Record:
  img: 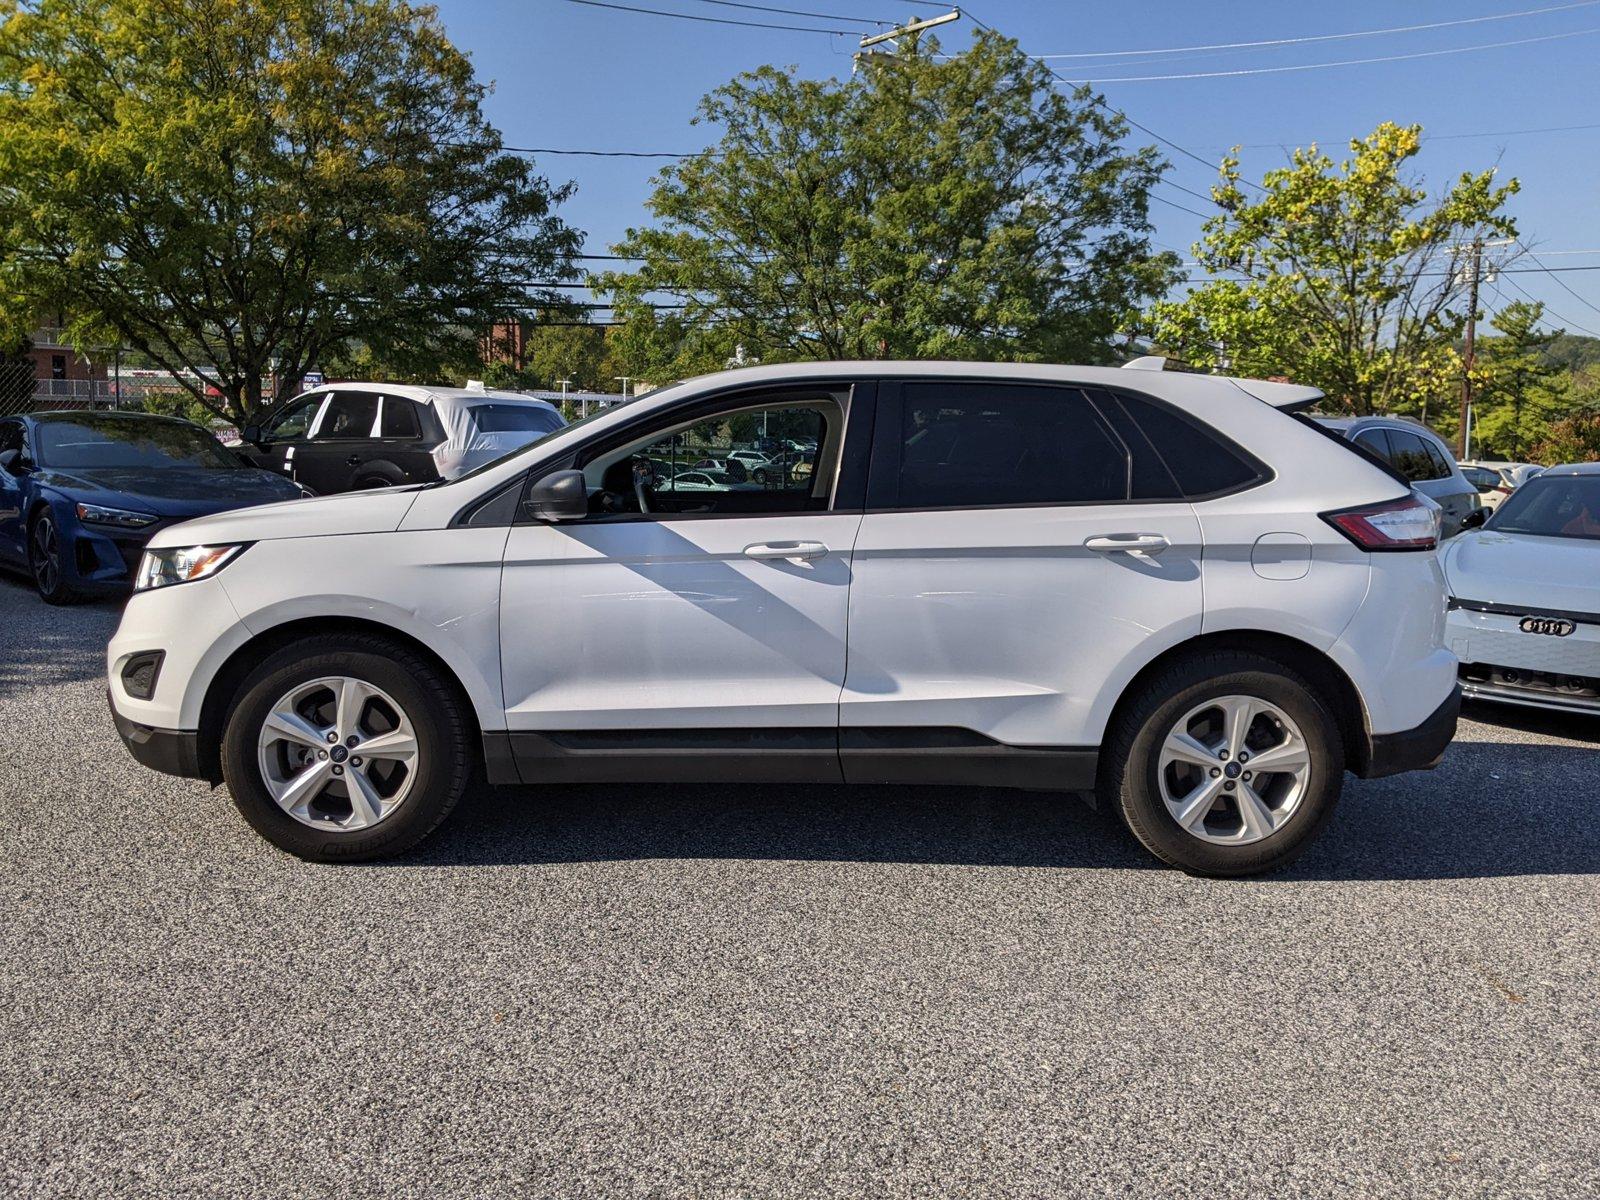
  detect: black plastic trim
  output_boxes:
[1359,684,1460,779]
[108,695,208,781]
[1449,597,1600,625]
[505,724,1097,792]
[119,650,165,701]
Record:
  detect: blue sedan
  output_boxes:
[0,410,304,603]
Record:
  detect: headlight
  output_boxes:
[76,502,158,528]
[134,544,247,591]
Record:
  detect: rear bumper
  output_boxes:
[108,692,208,780]
[1358,684,1460,778]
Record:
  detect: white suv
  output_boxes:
[107,362,1459,876]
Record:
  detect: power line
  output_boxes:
[958,5,1262,193]
[1035,1,1600,59]
[1060,26,1600,83]
[1207,120,1600,152]
[560,0,851,35]
[1495,271,1600,337]
[685,0,893,26]
[1514,238,1600,319]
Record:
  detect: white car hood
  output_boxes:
[1443,530,1600,614]
[147,487,421,549]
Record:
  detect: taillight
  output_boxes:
[1321,495,1440,551]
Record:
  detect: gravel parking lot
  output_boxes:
[1,576,1596,1199]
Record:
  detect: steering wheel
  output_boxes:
[631,456,655,513]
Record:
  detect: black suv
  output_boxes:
[239,384,564,494]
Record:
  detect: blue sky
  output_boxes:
[431,0,1600,336]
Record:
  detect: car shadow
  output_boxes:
[0,573,124,694]
[394,733,1599,882]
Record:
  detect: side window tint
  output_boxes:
[1422,438,1453,479]
[315,392,379,440]
[0,420,22,456]
[265,397,321,441]
[1386,430,1436,484]
[379,397,422,439]
[1111,391,1262,498]
[1352,428,1393,462]
[892,384,1127,508]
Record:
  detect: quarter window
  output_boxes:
[1109,391,1262,498]
[890,383,1127,508]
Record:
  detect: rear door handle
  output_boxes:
[1084,533,1170,556]
[744,540,828,561]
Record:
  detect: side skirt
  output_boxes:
[486,726,1098,792]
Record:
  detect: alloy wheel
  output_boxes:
[31,517,60,595]
[256,676,420,832]
[1156,694,1312,845]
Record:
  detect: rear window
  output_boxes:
[469,404,563,435]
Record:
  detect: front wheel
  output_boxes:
[220,635,471,861]
[1099,652,1345,877]
[29,510,84,605]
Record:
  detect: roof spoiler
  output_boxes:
[1230,378,1324,413]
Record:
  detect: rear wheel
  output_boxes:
[1099,652,1345,877]
[220,635,471,861]
[29,511,84,605]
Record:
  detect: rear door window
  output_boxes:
[1352,428,1394,463]
[313,392,380,440]
[379,396,423,439]
[883,383,1128,509]
[1386,429,1443,483]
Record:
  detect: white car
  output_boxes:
[1458,460,1544,512]
[107,361,1459,877]
[1443,462,1600,715]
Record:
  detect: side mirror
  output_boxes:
[1462,508,1488,530]
[524,469,589,522]
[0,449,19,475]
[241,424,264,446]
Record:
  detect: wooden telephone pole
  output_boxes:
[1457,238,1482,460]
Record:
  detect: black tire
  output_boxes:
[1098,651,1345,877]
[29,510,85,605]
[220,634,471,861]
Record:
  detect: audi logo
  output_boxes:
[1519,616,1576,637]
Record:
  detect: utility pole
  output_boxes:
[855,9,960,70]
[555,378,572,420]
[612,376,632,418]
[1457,238,1482,460]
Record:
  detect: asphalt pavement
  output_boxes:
[1,575,1596,1199]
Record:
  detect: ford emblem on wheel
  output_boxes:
[1518,616,1576,637]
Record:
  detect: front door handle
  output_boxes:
[1085,533,1170,556]
[744,540,828,561]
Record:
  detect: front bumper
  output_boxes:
[108,692,209,780]
[1359,684,1461,778]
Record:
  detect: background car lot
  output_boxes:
[2,582,1596,1198]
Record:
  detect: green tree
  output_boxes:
[0,0,579,424]
[598,30,1178,370]
[521,322,618,393]
[1147,123,1519,415]
[1470,301,1560,459]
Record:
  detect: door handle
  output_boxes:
[1084,533,1170,556]
[744,540,828,561]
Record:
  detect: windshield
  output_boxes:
[469,403,564,435]
[36,415,240,470]
[1487,474,1600,540]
